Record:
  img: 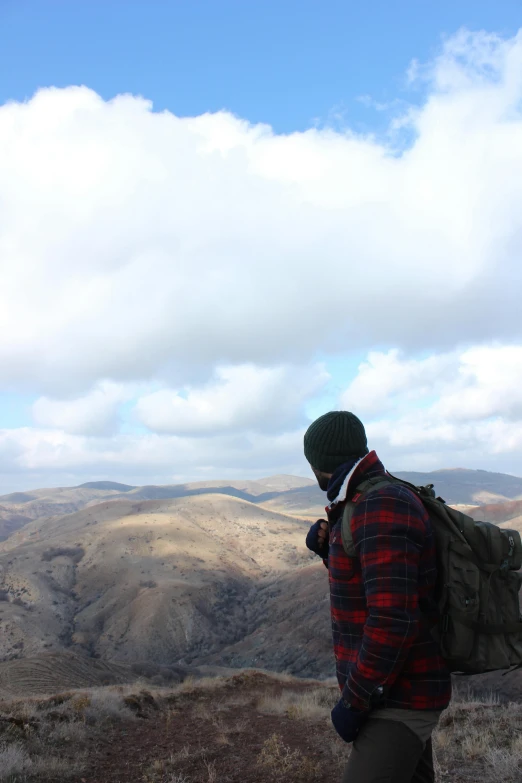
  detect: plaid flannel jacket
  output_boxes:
[326,451,452,712]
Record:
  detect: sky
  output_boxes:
[0,2,522,491]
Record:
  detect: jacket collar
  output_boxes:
[327,450,385,509]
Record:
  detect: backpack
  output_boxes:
[341,474,522,675]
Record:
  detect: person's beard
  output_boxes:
[316,473,330,492]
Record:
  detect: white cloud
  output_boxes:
[340,350,455,416]
[341,343,522,471]
[0,30,521,397]
[432,346,522,422]
[1,30,522,489]
[2,341,522,492]
[135,363,329,435]
[32,382,129,436]
[0,425,311,493]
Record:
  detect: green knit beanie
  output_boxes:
[303,411,369,473]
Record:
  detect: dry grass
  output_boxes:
[0,744,32,781]
[0,669,520,782]
[257,734,322,781]
[258,686,337,720]
[0,683,146,782]
[143,746,212,783]
[205,760,218,783]
[0,742,81,782]
[434,699,522,782]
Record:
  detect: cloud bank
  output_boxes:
[0,29,522,489]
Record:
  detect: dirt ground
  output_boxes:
[2,671,518,783]
[45,674,474,783]
[75,676,345,783]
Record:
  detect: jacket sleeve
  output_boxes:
[343,487,425,711]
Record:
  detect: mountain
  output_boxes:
[0,474,315,541]
[240,468,522,518]
[0,473,521,699]
[1,467,521,544]
[78,481,136,491]
[0,492,330,675]
[396,468,522,505]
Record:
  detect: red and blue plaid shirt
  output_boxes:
[326,451,451,712]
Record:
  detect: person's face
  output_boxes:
[312,466,331,492]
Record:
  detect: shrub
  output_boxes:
[41,547,85,563]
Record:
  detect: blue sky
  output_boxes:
[1,0,521,133]
[1,2,522,490]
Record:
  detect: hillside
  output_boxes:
[261,468,522,518]
[396,468,522,505]
[466,499,522,525]
[0,493,332,676]
[0,475,316,540]
[1,468,522,682]
[1,467,521,687]
[0,651,192,699]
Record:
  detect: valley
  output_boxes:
[0,488,331,679]
[0,469,520,698]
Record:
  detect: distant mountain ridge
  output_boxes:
[395,468,522,504]
[0,475,315,541]
[0,468,521,542]
[78,481,136,492]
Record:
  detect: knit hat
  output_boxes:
[303,411,368,473]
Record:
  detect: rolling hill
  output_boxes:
[1,467,521,543]
[0,475,315,540]
[465,499,522,525]
[396,468,522,505]
[0,492,331,676]
[0,468,521,692]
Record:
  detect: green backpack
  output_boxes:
[341,474,522,674]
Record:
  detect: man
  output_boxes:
[304,411,451,783]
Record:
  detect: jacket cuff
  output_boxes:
[343,668,385,712]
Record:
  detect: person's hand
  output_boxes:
[331,698,367,743]
[306,519,329,557]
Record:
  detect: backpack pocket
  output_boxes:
[442,542,480,661]
[505,570,522,664]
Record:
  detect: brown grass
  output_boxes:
[0,670,519,782]
[0,683,142,782]
[434,698,522,782]
[0,741,82,782]
[257,734,322,781]
[143,746,212,783]
[258,686,337,720]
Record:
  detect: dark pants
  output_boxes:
[342,719,434,783]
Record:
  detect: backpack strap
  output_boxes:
[451,614,522,635]
[341,477,394,557]
[355,475,395,495]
